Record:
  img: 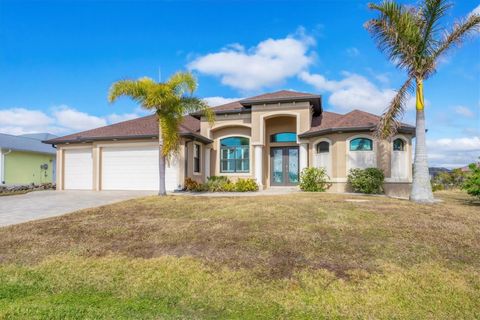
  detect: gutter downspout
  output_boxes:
[1,149,12,185]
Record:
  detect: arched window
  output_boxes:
[220,137,249,173]
[350,138,373,151]
[316,141,329,153]
[393,138,405,151]
[270,132,296,143]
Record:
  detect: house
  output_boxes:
[0,133,57,185]
[44,90,415,196]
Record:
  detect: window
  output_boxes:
[193,144,200,173]
[350,138,373,151]
[393,138,405,151]
[270,132,296,143]
[220,137,249,173]
[316,141,329,153]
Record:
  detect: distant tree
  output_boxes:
[365,0,480,203]
[108,72,214,195]
[462,162,480,199]
[431,168,466,191]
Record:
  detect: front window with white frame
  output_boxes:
[193,143,201,173]
[220,137,249,173]
[391,137,408,179]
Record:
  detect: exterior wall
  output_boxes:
[250,101,311,144]
[4,151,55,185]
[308,132,413,182]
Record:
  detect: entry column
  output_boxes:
[204,145,211,181]
[254,144,263,189]
[299,143,308,173]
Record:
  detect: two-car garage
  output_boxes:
[62,144,180,191]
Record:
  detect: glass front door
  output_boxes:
[270,147,299,186]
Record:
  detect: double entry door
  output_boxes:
[270,147,299,186]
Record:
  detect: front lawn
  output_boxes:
[0,191,479,319]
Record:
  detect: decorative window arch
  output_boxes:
[316,141,330,153]
[270,132,296,143]
[349,138,373,151]
[219,136,250,173]
[393,138,405,151]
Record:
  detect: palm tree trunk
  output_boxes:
[158,125,167,196]
[410,79,434,203]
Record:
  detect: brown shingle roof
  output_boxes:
[299,109,415,138]
[45,114,210,144]
[242,90,320,102]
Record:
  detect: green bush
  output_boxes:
[234,178,259,192]
[206,176,234,192]
[462,163,480,199]
[299,167,331,192]
[347,168,385,194]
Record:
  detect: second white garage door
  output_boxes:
[101,145,179,191]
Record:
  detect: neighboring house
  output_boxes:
[44,90,415,196]
[0,133,57,185]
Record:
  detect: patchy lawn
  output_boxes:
[0,191,479,319]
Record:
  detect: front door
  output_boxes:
[270,147,299,186]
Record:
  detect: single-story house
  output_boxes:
[44,90,415,196]
[0,133,57,185]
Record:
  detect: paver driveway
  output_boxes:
[0,190,155,227]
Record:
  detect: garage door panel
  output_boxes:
[64,149,93,190]
[101,146,178,191]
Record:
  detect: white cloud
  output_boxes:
[188,29,315,91]
[427,136,480,168]
[346,47,360,57]
[53,105,107,131]
[0,106,143,136]
[203,96,242,107]
[454,105,474,117]
[300,71,416,114]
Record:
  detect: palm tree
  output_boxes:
[108,72,214,195]
[365,0,480,203]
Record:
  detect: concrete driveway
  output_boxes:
[0,190,155,227]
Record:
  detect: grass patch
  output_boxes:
[0,191,479,318]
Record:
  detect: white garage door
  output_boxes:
[101,145,179,191]
[64,148,93,190]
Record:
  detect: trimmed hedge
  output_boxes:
[347,168,385,194]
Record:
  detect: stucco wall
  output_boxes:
[4,151,54,185]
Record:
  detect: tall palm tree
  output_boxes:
[108,72,214,195]
[365,0,480,203]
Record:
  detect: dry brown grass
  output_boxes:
[1,191,479,279]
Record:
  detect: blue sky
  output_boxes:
[0,0,479,167]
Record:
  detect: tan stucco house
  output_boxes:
[44,90,415,196]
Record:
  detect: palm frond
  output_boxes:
[365,1,423,71]
[419,0,452,57]
[108,79,151,105]
[158,112,182,157]
[180,97,215,125]
[167,72,197,96]
[425,13,480,78]
[375,77,414,139]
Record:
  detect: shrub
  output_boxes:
[462,163,480,199]
[299,167,331,192]
[234,178,259,192]
[184,178,207,192]
[206,176,235,192]
[347,168,385,194]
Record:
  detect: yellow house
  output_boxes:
[44,90,415,197]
